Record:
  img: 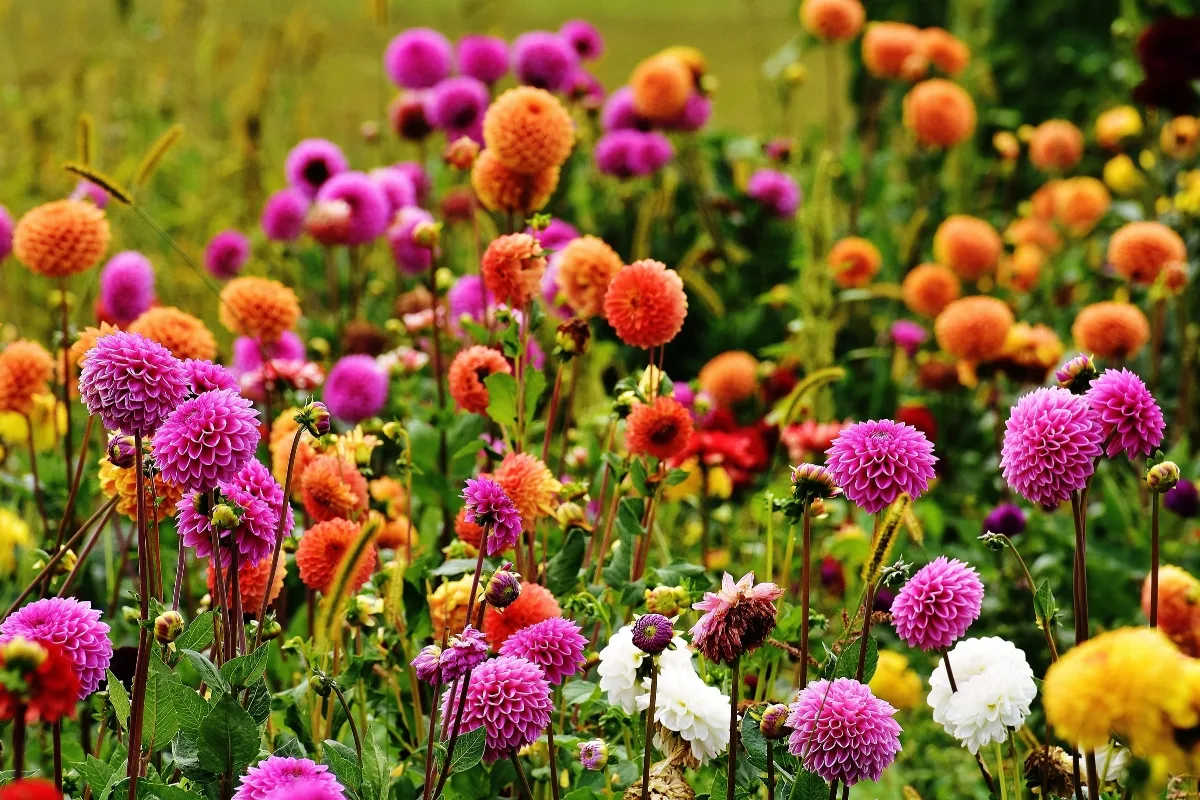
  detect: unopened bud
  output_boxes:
[485,564,522,610]
[760,703,791,740]
[444,136,480,170]
[527,213,552,233]
[210,503,241,530]
[555,318,591,358]
[631,613,674,654]
[644,585,689,617]
[412,221,442,250]
[1147,461,1181,493]
[296,401,331,438]
[555,501,587,530]
[311,673,334,698]
[1,637,47,672]
[154,610,184,645]
[579,739,608,771]
[1055,354,1098,394]
[614,391,637,417]
[107,435,137,469]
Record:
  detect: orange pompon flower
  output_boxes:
[448,345,512,415]
[1028,181,1061,220]
[455,506,485,550]
[295,517,377,595]
[13,199,110,278]
[934,296,1014,362]
[0,341,55,415]
[98,455,184,521]
[495,451,561,529]
[1141,565,1200,656]
[1028,120,1084,172]
[919,28,969,76]
[827,236,882,288]
[998,245,1046,293]
[626,396,694,461]
[604,259,688,349]
[471,150,559,214]
[630,53,694,123]
[933,215,1002,281]
[1094,106,1142,151]
[1004,215,1061,252]
[128,306,217,361]
[207,554,285,615]
[556,235,624,318]
[1053,177,1110,237]
[862,22,922,79]
[799,0,865,41]
[1107,221,1187,285]
[218,277,301,344]
[68,323,120,368]
[901,263,961,318]
[902,79,976,148]
[1161,116,1200,160]
[301,453,369,522]
[430,575,475,636]
[482,87,575,174]
[698,351,760,408]
[271,430,317,498]
[482,581,561,649]
[377,513,414,550]
[1071,302,1150,360]
[481,233,546,309]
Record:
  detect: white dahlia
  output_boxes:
[928,636,1037,754]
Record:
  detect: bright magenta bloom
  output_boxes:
[1000,387,1103,507]
[891,556,984,651]
[233,756,346,800]
[439,625,489,683]
[1085,368,1165,459]
[79,331,190,437]
[825,419,937,513]
[690,572,782,664]
[0,598,113,699]
[151,388,261,491]
[462,478,523,555]
[441,655,553,764]
[499,616,587,685]
[786,678,902,786]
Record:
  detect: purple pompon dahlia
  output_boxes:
[690,572,783,664]
[1166,479,1199,518]
[560,20,604,61]
[1000,387,1103,508]
[411,644,442,684]
[99,251,155,325]
[151,388,260,491]
[389,92,435,142]
[511,31,578,92]
[891,556,984,651]
[440,625,489,683]
[428,76,490,144]
[664,93,712,132]
[447,274,494,331]
[314,171,389,245]
[232,756,346,800]
[528,219,580,252]
[388,207,436,275]
[890,320,928,358]
[184,359,240,395]
[369,168,417,216]
[442,655,554,764]
[499,616,587,684]
[456,35,509,85]
[262,778,344,800]
[204,230,250,279]
[461,478,523,555]
[392,161,431,206]
[982,502,1027,537]
[384,28,453,89]
[785,678,902,786]
[79,331,190,437]
[1085,368,1165,460]
[284,139,348,198]
[825,420,937,514]
[0,598,113,699]
[235,459,295,540]
[601,87,651,132]
[323,354,388,424]
[595,131,659,179]
[565,69,606,108]
[177,481,277,569]
[579,739,608,770]
[630,613,674,655]
[261,188,309,242]
[231,331,306,375]
[747,169,802,219]
[0,205,13,260]
[636,132,674,173]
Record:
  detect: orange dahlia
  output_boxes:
[482,87,574,174]
[495,451,561,529]
[1094,106,1142,151]
[698,351,760,408]
[471,150,559,214]
[1141,565,1200,656]
[448,345,512,415]
[207,555,285,616]
[827,236,882,288]
[301,453,369,522]
[996,322,1064,380]
[862,22,922,79]
[13,200,110,278]
[998,244,1046,293]
[556,235,623,318]
[430,575,476,636]
[482,581,561,649]
[454,506,485,550]
[603,259,688,349]
[271,428,318,498]
[934,296,1014,362]
[799,0,865,41]
[369,476,409,517]
[129,306,217,361]
[626,396,694,461]
[933,215,1002,281]
[377,513,413,550]
[0,341,55,415]
[901,263,961,318]
[218,277,301,344]
[630,53,694,123]
[1004,216,1061,252]
[98,455,185,521]
[1107,221,1186,285]
[1028,120,1084,172]
[1071,302,1150,359]
[481,233,546,309]
[1161,116,1200,160]
[68,323,120,368]
[919,28,969,76]
[1054,177,1110,236]
[902,79,976,148]
[295,517,377,595]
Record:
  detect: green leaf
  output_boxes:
[179,649,229,693]
[79,755,115,800]
[429,558,485,578]
[521,368,547,428]
[361,732,389,800]
[1034,580,1058,628]
[323,739,362,793]
[546,528,587,595]
[484,372,518,430]
[446,726,486,775]
[629,458,649,497]
[106,670,131,731]
[143,670,181,751]
[561,680,598,707]
[245,680,273,726]
[171,683,209,740]
[709,770,728,800]
[174,611,215,653]
[788,768,826,800]
[602,498,644,588]
[197,692,261,778]
[832,635,878,683]
[274,736,307,760]
[220,645,269,690]
[740,713,769,773]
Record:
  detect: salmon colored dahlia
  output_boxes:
[98,455,185,521]
[1054,177,1110,236]
[630,54,693,123]
[1142,565,1200,656]
[1004,216,1061,252]
[998,245,1045,293]
[1107,221,1187,285]
[556,235,623,318]
[301,454,369,522]
[698,351,759,408]
[482,87,574,174]
[376,513,414,550]
[626,396,694,461]
[295,517,377,595]
[470,150,559,213]
[933,215,1002,281]
[494,451,561,529]
[13,200,110,278]
[448,345,512,414]
[207,555,286,616]
[901,263,961,318]
[827,236,882,289]
[862,22,922,80]
[935,296,1014,363]
[903,79,976,148]
[481,233,546,309]
[919,27,969,75]
[218,277,301,344]
[1071,302,1150,360]
[68,323,119,368]
[482,581,562,649]
[1161,116,1200,160]
[1028,120,1084,172]
[0,341,55,415]
[603,259,688,349]
[129,306,217,362]
[799,0,865,41]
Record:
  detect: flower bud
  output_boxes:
[614,391,638,418]
[631,613,674,655]
[527,213,552,233]
[256,618,283,641]
[154,610,184,645]
[790,463,841,504]
[644,585,689,617]
[485,565,523,610]
[54,549,78,577]
[412,221,442,250]
[310,673,334,698]
[993,131,1020,161]
[1,637,47,672]
[296,401,331,438]
[210,503,241,531]
[638,365,665,397]
[305,199,353,247]
[760,703,791,740]
[444,136,480,170]
[107,435,137,469]
[579,739,608,771]
[1054,353,1098,394]
[555,319,591,358]
[1147,461,1181,493]
[555,501,588,530]
[359,120,380,144]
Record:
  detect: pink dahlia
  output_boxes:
[151,388,260,491]
[177,460,288,569]
[323,354,388,424]
[233,756,346,800]
[234,459,296,539]
[825,419,937,514]
[891,556,984,651]
[411,644,442,684]
[79,331,190,437]
[0,597,113,699]
[440,625,489,683]
[184,359,240,394]
[690,572,783,664]
[499,616,587,685]
[284,139,348,198]
[1000,387,1103,508]
[461,478,523,555]
[785,678,902,786]
[204,230,250,279]
[1085,368,1165,459]
[442,655,553,764]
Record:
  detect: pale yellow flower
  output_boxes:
[0,507,31,576]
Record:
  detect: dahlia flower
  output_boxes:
[598,623,689,713]
[384,28,452,89]
[0,597,113,699]
[689,572,782,664]
[498,616,587,685]
[261,188,309,241]
[439,625,489,683]
[78,331,190,437]
[1000,387,1103,508]
[637,655,732,766]
[411,645,442,684]
[1085,368,1165,459]
[825,419,937,514]
[928,637,1037,754]
[511,31,578,92]
[891,556,984,651]
[99,251,155,325]
[152,388,261,491]
[284,139,348,198]
[456,35,508,84]
[232,756,346,800]
[746,169,801,218]
[441,655,553,763]
[204,230,250,279]
[786,678,902,786]
[461,478,523,555]
[314,172,389,246]
[323,354,388,424]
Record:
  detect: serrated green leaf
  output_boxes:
[832,635,878,683]
[521,368,547,429]
[361,732,389,800]
[1034,580,1058,628]
[106,670,130,731]
[79,755,114,799]
[740,713,769,773]
[323,739,362,792]
[274,736,307,759]
[245,680,273,726]
[219,645,269,690]
[546,528,587,595]
[788,768,826,800]
[484,372,518,430]
[179,649,229,693]
[197,693,260,778]
[562,680,598,707]
[143,670,181,751]
[174,611,215,653]
[446,726,486,775]
[172,682,209,740]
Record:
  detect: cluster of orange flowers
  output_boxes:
[471,87,574,214]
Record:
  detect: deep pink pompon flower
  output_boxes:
[461,478,523,555]
[79,331,191,438]
[152,388,261,491]
[1000,387,1104,508]
[441,655,553,764]
[825,420,937,514]
[204,230,250,279]
[233,756,346,800]
[184,359,240,395]
[891,556,984,651]
[439,625,489,683]
[786,678,902,786]
[0,205,14,260]
[284,139,348,198]
[499,616,587,685]
[99,251,155,325]
[235,459,295,540]
[323,354,388,424]
[177,481,276,569]
[314,171,389,246]
[1085,368,1165,460]
[690,572,783,664]
[511,31,578,92]
[261,188,309,242]
[384,28,453,89]
[456,35,509,84]
[0,597,113,699]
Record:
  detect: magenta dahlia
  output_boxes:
[79,331,190,437]
[384,28,453,89]
[204,230,250,279]
[184,359,240,394]
[440,625,489,683]
[441,655,553,764]
[151,388,261,491]
[690,572,783,664]
[284,139,348,198]
[1000,387,1104,508]
[891,556,984,651]
[323,354,388,424]
[412,644,442,684]
[499,616,587,685]
[785,678,902,786]
[234,459,295,539]
[232,756,346,800]
[176,462,286,569]
[1085,368,1165,459]
[461,478,523,556]
[825,420,937,514]
[0,597,113,699]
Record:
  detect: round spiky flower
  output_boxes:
[1072,302,1150,360]
[1000,387,1103,508]
[79,331,190,437]
[129,306,217,362]
[470,150,559,214]
[100,251,155,325]
[603,259,688,349]
[0,598,112,699]
[1054,353,1098,394]
[630,613,674,655]
[928,637,1036,754]
[1108,221,1187,284]
[441,655,554,764]
[827,236,880,288]
[785,678,902,786]
[935,296,1014,363]
[511,31,578,92]
[891,557,984,651]
[219,277,301,345]
[934,215,1002,281]
[411,645,442,684]
[323,355,388,424]
[314,172,390,246]
[233,755,347,800]
[825,420,937,513]
[494,452,561,530]
[556,235,623,318]
[178,478,277,569]
[152,388,261,491]
[482,87,575,174]
[295,518,377,595]
[800,0,865,41]
[481,233,547,309]
[485,565,523,609]
[863,21,921,79]
[698,351,759,408]
[690,572,782,664]
[462,477,523,555]
[0,340,55,415]
[903,79,976,148]
[1085,368,1165,460]
[439,625,489,683]
[630,54,693,123]
[500,616,587,684]
[301,454,369,522]
[579,739,609,771]
[483,582,562,649]
[626,396,694,461]
[284,139,348,198]
[384,28,452,90]
[13,199,110,277]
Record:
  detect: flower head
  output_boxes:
[594,130,673,178]
[636,652,732,766]
[827,236,880,288]
[295,518,377,595]
[233,756,346,800]
[1165,479,1199,518]
[890,320,928,358]
[868,650,923,711]
[206,554,286,616]
[152,388,260,491]
[786,678,902,786]
[314,172,389,245]
[578,740,608,770]
[1055,177,1111,236]
[470,150,559,214]
[178,477,278,569]
[690,572,782,664]
[934,215,1002,281]
[481,233,546,308]
[485,565,522,609]
[0,598,112,699]
[184,359,239,395]
[494,452,560,530]
[560,20,604,60]
[598,623,689,712]
[825,420,936,513]
[1142,565,1200,654]
[1108,220,1187,285]
[301,454,368,522]
[1001,387,1103,507]
[630,54,693,123]
[483,582,561,649]
[13,199,110,277]
[384,28,452,89]
[499,616,586,685]
[129,306,217,362]
[626,396,694,461]
[790,463,841,505]
[448,346,512,415]
[982,502,1027,536]
[428,76,490,143]
[483,87,575,174]
[261,188,309,241]
[79,331,190,436]
[935,296,1014,363]
[99,251,155,325]
[630,613,674,655]
[284,139,348,198]
[862,22,921,79]
[204,230,250,279]
[1029,120,1084,172]
[604,259,688,349]
[442,655,553,764]
[511,31,578,92]
[800,0,865,40]
[1085,368,1165,459]
[219,277,301,344]
[461,478,523,555]
[1072,302,1151,360]
[1055,353,1098,393]
[555,235,622,318]
[0,341,55,415]
[746,169,801,218]
[928,637,1037,753]
[903,79,976,148]
[322,355,387,424]
[0,639,80,724]
[440,625,489,683]
[411,645,442,684]
[456,35,508,84]
[891,557,984,651]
